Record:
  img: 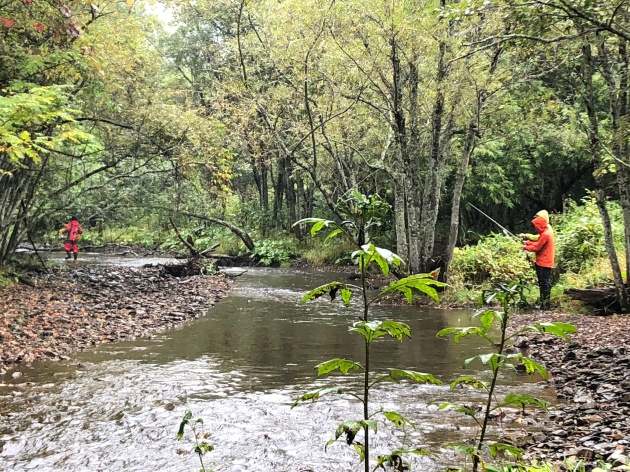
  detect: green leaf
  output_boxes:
[301,281,353,304]
[372,369,442,387]
[375,274,445,304]
[310,219,327,237]
[438,402,480,418]
[449,376,489,390]
[330,419,375,447]
[382,411,416,429]
[436,326,489,344]
[443,442,477,456]
[194,442,214,455]
[365,244,390,276]
[353,442,365,462]
[291,387,346,408]
[315,358,363,376]
[324,228,343,243]
[464,353,504,371]
[374,449,434,470]
[350,320,411,343]
[480,311,495,331]
[487,441,524,459]
[520,356,549,380]
[500,393,549,411]
[534,322,576,341]
[341,288,352,307]
[177,410,193,440]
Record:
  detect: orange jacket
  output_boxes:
[61,220,83,242]
[523,216,554,268]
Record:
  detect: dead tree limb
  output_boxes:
[169,217,199,256]
[178,211,255,251]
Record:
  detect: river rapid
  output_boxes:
[0,264,555,472]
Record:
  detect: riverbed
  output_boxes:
[0,264,554,471]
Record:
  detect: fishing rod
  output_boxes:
[466,202,517,238]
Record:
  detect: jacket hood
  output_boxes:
[535,210,549,224]
[532,215,548,234]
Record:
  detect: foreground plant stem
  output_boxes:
[361,253,370,472]
[472,300,508,472]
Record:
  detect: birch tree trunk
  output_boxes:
[417,6,449,273]
[444,122,477,278]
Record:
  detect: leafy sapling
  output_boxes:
[177,410,214,472]
[292,192,445,472]
[436,284,576,472]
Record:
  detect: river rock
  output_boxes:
[510,311,630,469]
[0,265,232,369]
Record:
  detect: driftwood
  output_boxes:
[162,218,223,277]
[565,286,627,314]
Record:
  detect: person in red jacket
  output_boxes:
[59,216,83,260]
[522,212,555,310]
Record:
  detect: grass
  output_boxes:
[301,238,355,266]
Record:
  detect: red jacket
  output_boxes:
[524,216,554,268]
[62,220,83,242]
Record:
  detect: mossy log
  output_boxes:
[564,286,627,314]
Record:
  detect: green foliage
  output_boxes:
[0,83,98,171]
[554,197,625,273]
[249,239,295,266]
[437,284,576,472]
[293,195,444,472]
[450,234,536,287]
[176,411,214,472]
[0,268,19,288]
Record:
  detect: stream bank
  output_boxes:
[0,264,232,370]
[1,259,629,469]
[512,313,630,466]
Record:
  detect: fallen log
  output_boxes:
[564,286,626,314]
[161,257,217,277]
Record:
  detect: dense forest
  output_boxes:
[1,0,629,309]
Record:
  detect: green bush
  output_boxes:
[248,239,295,266]
[554,197,625,274]
[450,234,536,286]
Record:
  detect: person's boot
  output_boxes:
[541,298,550,311]
[65,251,71,260]
[73,252,78,261]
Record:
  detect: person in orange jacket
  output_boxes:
[521,210,555,310]
[59,216,83,260]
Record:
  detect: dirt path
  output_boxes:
[0,265,232,370]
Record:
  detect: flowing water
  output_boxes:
[0,263,555,472]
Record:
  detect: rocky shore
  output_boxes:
[512,312,630,467]
[0,265,232,370]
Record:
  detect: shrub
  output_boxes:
[554,197,625,274]
[248,239,295,266]
[450,234,536,287]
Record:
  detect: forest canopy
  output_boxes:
[1,0,629,308]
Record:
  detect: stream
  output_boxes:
[0,262,555,471]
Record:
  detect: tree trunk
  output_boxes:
[418,14,448,273]
[273,152,285,224]
[582,41,629,311]
[444,122,477,278]
[394,176,409,261]
[616,41,630,283]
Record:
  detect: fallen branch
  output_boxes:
[176,211,255,251]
